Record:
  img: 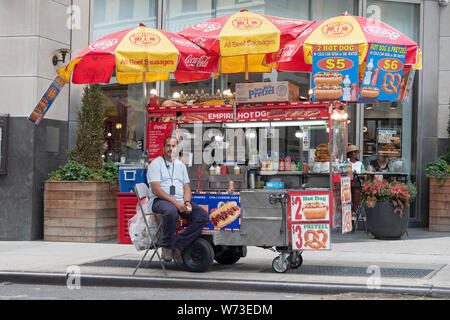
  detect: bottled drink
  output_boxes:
[342,75,351,101]
[228,180,234,192]
[363,58,374,85]
[273,152,279,171]
[285,155,291,171]
[279,155,285,171]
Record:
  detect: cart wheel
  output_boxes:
[289,252,303,269]
[182,238,214,272]
[272,255,289,273]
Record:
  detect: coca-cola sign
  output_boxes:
[170,37,199,48]
[364,26,399,40]
[89,39,118,50]
[153,123,168,130]
[192,22,221,32]
[192,37,207,47]
[185,55,211,68]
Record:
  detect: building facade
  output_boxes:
[0,0,449,240]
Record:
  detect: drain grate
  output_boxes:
[81,259,141,268]
[81,259,436,279]
[261,265,435,279]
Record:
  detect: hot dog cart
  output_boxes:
[145,98,351,273]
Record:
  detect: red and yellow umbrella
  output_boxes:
[57,24,218,85]
[178,10,312,79]
[266,14,421,73]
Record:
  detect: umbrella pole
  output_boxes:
[245,55,249,81]
[142,72,148,165]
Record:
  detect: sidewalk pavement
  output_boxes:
[1,228,450,297]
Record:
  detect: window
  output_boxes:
[182,0,198,12]
[311,0,358,21]
[119,0,134,20]
[93,0,157,41]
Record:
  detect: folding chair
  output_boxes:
[132,183,167,276]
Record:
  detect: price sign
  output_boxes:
[291,223,331,251]
[379,58,404,72]
[342,203,352,234]
[317,57,354,71]
[312,45,359,102]
[290,195,302,222]
[360,43,406,102]
[291,224,303,250]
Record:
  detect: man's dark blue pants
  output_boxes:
[152,199,209,251]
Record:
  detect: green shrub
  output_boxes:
[426,157,450,186]
[48,160,118,185]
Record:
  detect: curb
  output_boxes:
[1,271,450,298]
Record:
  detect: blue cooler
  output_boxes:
[119,166,148,193]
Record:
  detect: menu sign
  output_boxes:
[289,190,331,251]
[312,44,359,102]
[290,192,330,223]
[340,176,352,234]
[29,75,66,125]
[291,223,330,251]
[148,112,175,162]
[360,43,406,102]
[342,203,352,234]
[377,128,401,157]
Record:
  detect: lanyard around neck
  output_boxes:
[163,157,175,184]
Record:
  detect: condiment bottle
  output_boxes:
[279,155,285,171]
[209,164,216,175]
[233,164,240,175]
[267,154,273,171]
[215,164,221,175]
[220,165,228,175]
[290,162,297,171]
[285,155,291,171]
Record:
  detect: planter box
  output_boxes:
[44,181,118,242]
[365,202,409,240]
[429,178,450,232]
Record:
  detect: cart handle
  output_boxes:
[268,193,290,235]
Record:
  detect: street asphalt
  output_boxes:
[1,228,450,298]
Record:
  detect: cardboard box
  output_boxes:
[235,81,299,103]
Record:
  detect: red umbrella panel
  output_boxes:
[178,10,313,76]
[57,25,219,85]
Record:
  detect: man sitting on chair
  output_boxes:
[147,136,209,264]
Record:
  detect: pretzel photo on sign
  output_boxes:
[304,229,328,249]
[381,73,401,95]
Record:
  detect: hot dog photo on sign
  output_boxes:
[210,201,240,230]
[312,45,359,102]
[207,194,241,230]
[299,194,330,221]
[360,43,407,103]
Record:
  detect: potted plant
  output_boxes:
[362,178,417,239]
[44,84,119,242]
[426,153,450,232]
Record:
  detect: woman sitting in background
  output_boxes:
[369,155,390,172]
